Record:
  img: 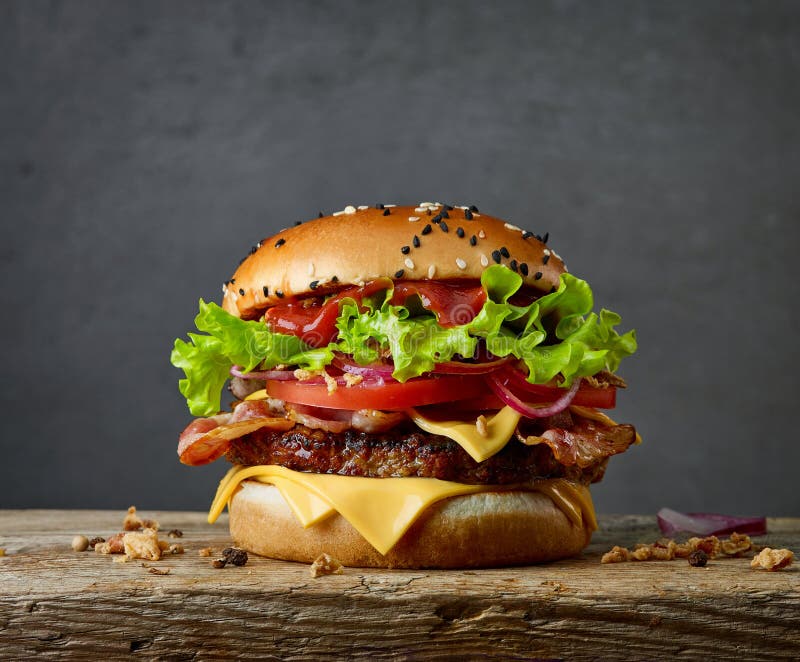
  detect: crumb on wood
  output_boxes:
[123,506,159,532]
[142,563,171,576]
[167,544,184,555]
[0,548,6,557]
[167,529,183,538]
[721,532,752,557]
[87,537,105,550]
[600,545,630,564]
[751,547,794,571]
[112,554,130,563]
[222,547,248,567]
[123,528,161,561]
[95,533,125,555]
[686,536,721,559]
[310,553,344,578]
[688,550,708,567]
[198,547,213,557]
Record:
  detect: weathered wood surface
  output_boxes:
[1,511,798,660]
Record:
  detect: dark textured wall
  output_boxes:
[2,1,799,516]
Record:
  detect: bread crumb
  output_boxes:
[322,371,338,394]
[112,554,130,563]
[686,536,721,559]
[167,544,184,555]
[123,506,159,532]
[601,545,630,563]
[293,369,314,381]
[198,547,213,557]
[167,529,183,538]
[751,547,794,571]
[95,533,125,554]
[310,553,344,578]
[0,548,6,557]
[71,535,89,552]
[343,373,363,388]
[123,528,162,561]
[144,564,171,575]
[721,532,752,557]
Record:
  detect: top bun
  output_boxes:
[222,203,566,319]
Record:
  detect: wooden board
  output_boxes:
[1,510,798,660]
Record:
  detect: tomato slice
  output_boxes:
[266,374,488,411]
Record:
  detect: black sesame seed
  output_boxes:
[444,204,454,211]
[440,221,449,233]
[542,232,549,243]
[276,290,284,298]
[522,231,534,240]
[310,280,320,290]
[331,275,339,283]
[375,203,384,209]
[470,235,477,246]
[432,214,442,224]
[401,245,410,254]
[519,263,529,276]
[295,221,303,226]
[263,285,269,297]
[491,250,502,264]
[542,254,550,265]
[510,259,518,272]
[318,212,324,218]
[382,208,391,216]
[275,238,285,248]
[441,210,450,219]
[534,272,543,280]
[230,278,236,284]
[469,205,479,212]
[421,224,432,235]
[238,288,245,296]
[238,257,246,265]
[500,246,509,258]
[413,235,420,248]
[464,209,474,220]
[394,269,405,278]
[250,245,258,254]
[426,208,433,215]
[456,227,465,238]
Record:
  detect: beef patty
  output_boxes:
[225,422,609,485]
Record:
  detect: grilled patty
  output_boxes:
[225,422,608,485]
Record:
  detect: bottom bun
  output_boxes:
[228,479,592,569]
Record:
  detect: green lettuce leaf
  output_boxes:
[170,300,333,416]
[171,267,637,415]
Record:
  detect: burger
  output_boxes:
[171,202,638,568]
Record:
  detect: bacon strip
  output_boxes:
[178,410,294,466]
[518,420,636,468]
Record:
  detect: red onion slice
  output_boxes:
[332,353,396,379]
[657,508,767,537]
[433,355,513,374]
[230,365,297,381]
[485,372,581,418]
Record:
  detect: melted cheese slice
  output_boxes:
[408,405,521,462]
[208,465,597,556]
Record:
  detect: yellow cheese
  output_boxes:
[244,389,268,401]
[407,405,521,462]
[208,465,597,556]
[570,405,643,445]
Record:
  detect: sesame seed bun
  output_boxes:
[228,480,591,569]
[222,204,566,319]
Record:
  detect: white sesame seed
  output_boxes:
[414,207,427,213]
[480,254,489,267]
[344,205,356,214]
[473,212,481,217]
[478,230,486,239]
[408,216,420,222]
[543,248,551,256]
[457,205,469,210]
[427,264,436,278]
[333,210,345,216]
[505,223,522,232]
[307,262,315,276]
[222,285,227,294]
[384,204,396,208]
[356,280,365,287]
[357,205,368,210]
[456,257,467,270]
[419,202,435,207]
[404,257,415,270]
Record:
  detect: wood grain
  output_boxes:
[1,511,798,660]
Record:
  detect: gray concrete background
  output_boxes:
[2,1,798,515]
